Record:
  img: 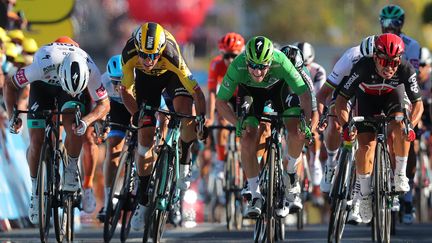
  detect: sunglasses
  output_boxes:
[247,61,270,70]
[380,18,403,28]
[375,53,401,68]
[223,53,238,59]
[137,51,160,60]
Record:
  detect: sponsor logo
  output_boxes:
[344,72,359,89]
[42,64,56,74]
[42,55,50,60]
[223,79,230,87]
[96,84,106,97]
[256,41,263,50]
[30,102,39,111]
[15,69,28,85]
[146,36,154,49]
[408,74,419,93]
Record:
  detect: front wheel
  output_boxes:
[38,141,53,243]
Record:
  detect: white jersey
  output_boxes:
[101,72,122,103]
[307,62,326,93]
[400,33,420,71]
[12,42,108,102]
[327,46,362,88]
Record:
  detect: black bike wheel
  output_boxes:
[234,196,243,230]
[104,151,130,242]
[374,143,391,243]
[65,195,74,242]
[417,152,429,223]
[38,141,53,243]
[120,160,136,243]
[254,215,266,243]
[275,217,285,241]
[327,149,348,243]
[266,145,276,243]
[226,151,236,231]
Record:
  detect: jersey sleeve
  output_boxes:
[401,63,422,102]
[207,57,219,93]
[403,37,420,72]
[12,61,42,88]
[298,66,317,111]
[87,58,108,101]
[278,53,307,95]
[217,62,239,101]
[327,48,355,87]
[337,62,363,100]
[120,38,137,90]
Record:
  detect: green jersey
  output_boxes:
[217,49,307,101]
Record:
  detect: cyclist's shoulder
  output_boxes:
[400,34,420,48]
[121,37,138,66]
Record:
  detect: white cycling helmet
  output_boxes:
[359,35,376,57]
[58,52,90,97]
[295,42,315,65]
[420,47,432,66]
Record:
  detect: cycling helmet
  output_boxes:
[245,36,274,65]
[295,42,315,65]
[106,54,123,78]
[374,33,404,58]
[359,35,376,57]
[54,36,79,47]
[280,45,304,69]
[58,52,90,97]
[379,5,405,28]
[22,37,38,53]
[420,47,432,66]
[133,22,167,55]
[218,32,245,53]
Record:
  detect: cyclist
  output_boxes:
[118,22,207,230]
[379,4,421,222]
[316,35,375,224]
[335,33,423,224]
[216,36,313,218]
[96,55,168,221]
[207,32,244,177]
[3,38,110,224]
[295,41,326,205]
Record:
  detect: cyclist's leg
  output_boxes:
[321,104,341,193]
[310,110,324,205]
[165,72,195,190]
[387,86,411,193]
[131,71,165,230]
[276,83,304,211]
[26,81,57,224]
[354,92,381,224]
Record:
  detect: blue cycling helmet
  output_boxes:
[106,54,123,78]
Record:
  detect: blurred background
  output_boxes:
[7,0,432,74]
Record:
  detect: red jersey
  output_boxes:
[207,55,238,97]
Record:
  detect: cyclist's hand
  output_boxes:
[73,119,88,136]
[8,116,22,134]
[318,120,328,132]
[302,125,313,145]
[342,123,356,141]
[405,126,416,142]
[195,115,208,141]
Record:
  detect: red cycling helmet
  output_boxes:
[218,32,245,53]
[374,33,404,58]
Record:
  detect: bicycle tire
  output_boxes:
[38,141,53,243]
[275,217,285,241]
[373,142,391,243]
[143,146,169,242]
[327,148,349,243]
[120,160,137,243]
[234,195,243,230]
[226,151,235,231]
[65,195,74,242]
[152,152,176,242]
[254,215,266,243]
[266,144,276,243]
[104,150,130,242]
[417,151,429,223]
[53,143,67,243]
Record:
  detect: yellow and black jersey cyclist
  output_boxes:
[118,22,206,231]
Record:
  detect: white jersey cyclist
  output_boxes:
[12,42,107,101]
[308,62,326,93]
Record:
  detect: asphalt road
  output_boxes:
[1,221,431,243]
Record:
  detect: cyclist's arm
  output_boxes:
[316,81,335,115]
[335,95,349,128]
[207,59,219,125]
[216,66,240,125]
[82,97,110,125]
[402,65,423,126]
[4,76,19,118]
[215,99,237,125]
[411,100,424,127]
[120,57,138,115]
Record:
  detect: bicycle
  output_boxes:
[415,128,432,223]
[141,104,196,243]
[253,111,311,243]
[297,145,312,230]
[12,102,81,243]
[327,120,357,243]
[351,112,411,243]
[208,125,244,231]
[103,120,145,243]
